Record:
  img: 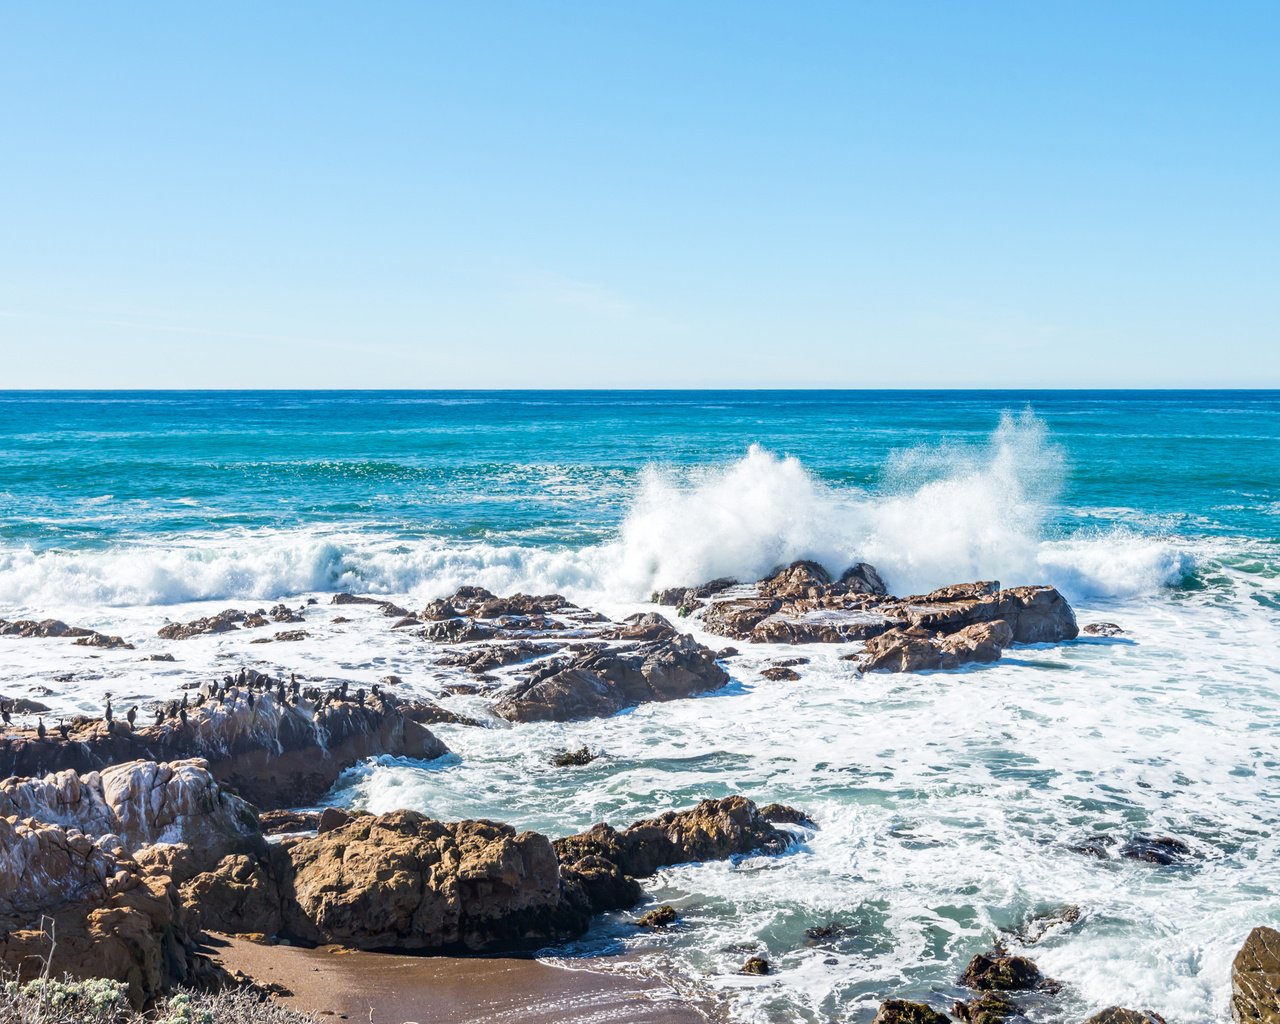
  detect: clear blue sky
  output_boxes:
[1,2,1276,388]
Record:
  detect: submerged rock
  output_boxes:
[1119,834,1191,865]
[1232,926,1280,1024]
[636,904,678,928]
[741,955,770,975]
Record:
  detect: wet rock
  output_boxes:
[258,809,320,835]
[959,951,1057,993]
[1083,1009,1167,1024]
[803,922,846,943]
[636,904,678,928]
[606,612,680,643]
[492,634,728,723]
[550,746,598,767]
[249,629,309,643]
[401,699,484,727]
[872,1000,953,1024]
[145,653,177,662]
[1119,834,1191,865]
[762,666,801,681]
[1231,925,1280,1024]
[858,620,1013,673]
[418,617,499,643]
[270,603,305,623]
[741,956,770,975]
[437,640,560,673]
[1,697,51,714]
[158,609,248,639]
[0,618,96,638]
[1067,834,1117,859]
[953,993,1021,1024]
[760,560,834,599]
[72,632,135,649]
[1082,622,1125,637]
[553,796,797,882]
[840,562,888,595]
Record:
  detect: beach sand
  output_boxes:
[205,934,708,1024]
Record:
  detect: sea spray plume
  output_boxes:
[607,444,863,597]
[859,409,1066,595]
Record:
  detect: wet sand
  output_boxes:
[206,934,708,1024]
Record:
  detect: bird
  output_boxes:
[126,705,137,729]
[181,692,189,709]
[36,718,46,739]
[247,690,255,708]
[154,708,164,726]
[1,705,10,726]
[238,668,247,686]
[57,719,70,740]
[178,707,187,725]
[104,698,113,724]
[356,687,366,706]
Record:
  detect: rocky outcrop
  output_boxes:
[186,797,801,955]
[1083,1010,1167,1024]
[0,689,449,810]
[0,617,132,649]
[959,951,1058,993]
[553,796,798,883]
[1232,926,1280,1024]
[684,563,1077,672]
[0,759,259,881]
[0,817,219,1006]
[493,633,728,723]
[872,1001,952,1024]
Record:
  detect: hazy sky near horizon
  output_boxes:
[1,2,1277,389]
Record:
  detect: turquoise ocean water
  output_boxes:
[1,390,1278,1023]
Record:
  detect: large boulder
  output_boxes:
[872,1001,952,1024]
[283,810,580,952]
[492,634,729,723]
[1233,926,1280,1024]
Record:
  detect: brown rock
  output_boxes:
[741,956,770,975]
[635,904,678,928]
[317,807,352,834]
[872,1000,953,1024]
[1083,1010,1167,1024]
[959,951,1056,992]
[1233,926,1280,1024]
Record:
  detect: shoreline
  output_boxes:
[205,934,710,1024]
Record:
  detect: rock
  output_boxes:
[145,653,177,662]
[1083,1010,1167,1024]
[959,952,1057,993]
[858,620,1013,673]
[317,807,351,834]
[840,562,888,595]
[872,1000,953,1024]
[636,904,678,928]
[952,993,1020,1024]
[401,699,484,727]
[492,634,728,723]
[157,609,248,639]
[0,759,260,883]
[553,796,797,881]
[258,809,320,835]
[0,618,96,638]
[937,620,1014,667]
[0,817,220,1006]
[550,746,598,768]
[1232,926,1280,1024]
[270,603,304,623]
[1068,834,1117,859]
[760,803,816,828]
[760,560,833,599]
[0,689,450,811]
[3,697,51,714]
[995,586,1079,644]
[283,810,578,953]
[249,629,309,643]
[606,612,680,643]
[762,666,801,681]
[72,632,135,649]
[1119,834,1191,865]
[180,849,290,938]
[1082,622,1125,637]
[437,641,560,673]
[741,956,770,975]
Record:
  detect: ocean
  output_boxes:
[1,390,1278,1023]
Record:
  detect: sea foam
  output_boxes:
[0,413,1193,611]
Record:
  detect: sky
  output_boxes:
[0,2,1277,389]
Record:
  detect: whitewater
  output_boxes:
[1,390,1278,1023]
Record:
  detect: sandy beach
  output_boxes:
[206,934,708,1024]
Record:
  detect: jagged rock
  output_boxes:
[0,817,220,1006]
[0,690,449,810]
[283,810,577,952]
[1083,1010,1167,1024]
[0,759,259,882]
[401,699,484,727]
[550,746,598,767]
[553,796,797,880]
[1232,926,1280,1024]
[760,560,834,598]
[331,593,409,617]
[1082,622,1125,637]
[72,632,135,649]
[741,956,770,975]
[857,620,1013,673]
[0,696,51,714]
[873,1000,953,1024]
[436,640,559,673]
[158,609,248,639]
[635,904,677,928]
[317,807,351,834]
[258,809,320,835]
[1119,834,1191,865]
[249,629,309,643]
[180,849,290,937]
[760,803,816,828]
[953,993,1020,1024]
[840,562,888,595]
[493,634,728,723]
[606,612,680,642]
[762,666,801,681]
[0,618,96,638]
[959,951,1057,992]
[270,603,304,623]
[419,618,499,643]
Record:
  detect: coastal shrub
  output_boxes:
[0,977,320,1024]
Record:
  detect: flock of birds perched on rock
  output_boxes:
[1,665,391,742]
